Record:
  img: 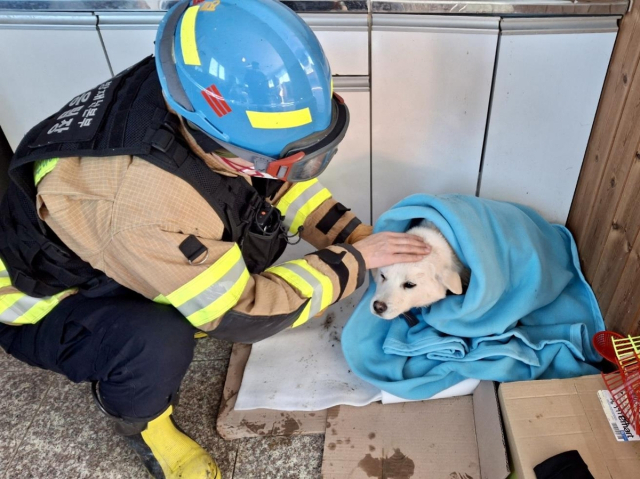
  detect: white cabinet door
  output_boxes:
[98,13,163,75]
[301,14,369,76]
[277,79,371,262]
[0,13,112,150]
[371,15,499,221]
[98,13,368,76]
[479,17,618,225]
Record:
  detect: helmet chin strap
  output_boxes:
[218,157,278,179]
[184,119,279,179]
[184,119,223,152]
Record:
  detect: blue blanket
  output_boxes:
[341,194,604,400]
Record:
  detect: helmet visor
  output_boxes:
[210,94,349,182]
[276,147,339,182]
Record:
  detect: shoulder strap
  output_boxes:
[11,54,265,242]
[9,56,157,203]
[140,115,263,242]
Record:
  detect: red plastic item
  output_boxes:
[601,335,640,433]
[593,330,625,363]
[601,369,640,431]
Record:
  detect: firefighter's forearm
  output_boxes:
[195,244,365,342]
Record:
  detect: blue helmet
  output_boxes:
[155,0,349,182]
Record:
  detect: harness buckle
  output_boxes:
[13,271,42,298]
[150,129,175,153]
[42,242,71,261]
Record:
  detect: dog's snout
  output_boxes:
[373,301,388,314]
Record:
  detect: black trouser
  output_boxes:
[0,286,196,421]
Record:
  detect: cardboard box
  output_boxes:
[321,381,510,479]
[499,375,640,479]
[216,343,327,440]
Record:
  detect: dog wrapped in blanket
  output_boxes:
[371,221,470,320]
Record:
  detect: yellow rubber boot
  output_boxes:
[126,406,221,479]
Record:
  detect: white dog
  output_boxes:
[371,221,470,320]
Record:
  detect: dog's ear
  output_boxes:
[440,268,463,295]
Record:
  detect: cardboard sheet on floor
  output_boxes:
[233,285,481,413]
[499,375,640,479]
[321,381,510,479]
[216,343,328,440]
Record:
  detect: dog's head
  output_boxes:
[370,226,465,320]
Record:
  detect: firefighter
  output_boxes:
[0,1,429,477]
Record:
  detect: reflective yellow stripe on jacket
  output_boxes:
[266,260,333,328]
[34,158,60,186]
[165,244,250,327]
[0,258,74,325]
[276,179,332,234]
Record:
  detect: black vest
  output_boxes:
[0,56,288,300]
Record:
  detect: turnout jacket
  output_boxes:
[0,57,371,343]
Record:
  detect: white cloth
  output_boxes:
[235,290,480,411]
[380,378,481,404]
[235,292,380,411]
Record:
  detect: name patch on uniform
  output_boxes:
[31,75,123,148]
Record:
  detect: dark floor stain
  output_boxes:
[330,329,341,343]
[358,454,383,478]
[239,419,267,435]
[345,438,351,444]
[326,421,332,428]
[384,449,415,479]
[449,473,474,479]
[369,445,376,452]
[337,439,343,444]
[278,416,301,435]
[323,312,336,330]
[218,388,233,414]
[328,443,337,451]
[368,432,376,440]
[331,428,337,436]
[536,413,543,419]
[309,412,316,417]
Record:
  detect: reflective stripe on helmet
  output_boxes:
[180,5,202,66]
[276,180,332,234]
[165,244,249,327]
[156,0,335,158]
[246,108,313,130]
[266,259,333,328]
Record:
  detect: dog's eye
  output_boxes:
[380,274,386,281]
[403,282,416,289]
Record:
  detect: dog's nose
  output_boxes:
[373,301,387,314]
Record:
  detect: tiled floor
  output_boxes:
[0,338,325,479]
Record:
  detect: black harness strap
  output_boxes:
[0,56,287,298]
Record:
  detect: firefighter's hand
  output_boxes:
[352,232,431,270]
